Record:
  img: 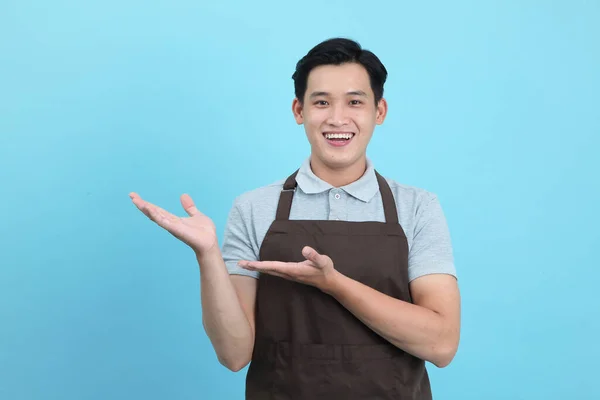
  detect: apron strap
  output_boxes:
[275,169,399,225]
[375,170,399,225]
[275,170,299,221]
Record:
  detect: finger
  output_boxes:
[146,204,170,225]
[302,246,331,268]
[129,192,144,208]
[238,261,295,274]
[180,193,203,217]
[132,197,177,226]
[239,261,293,280]
[238,261,296,277]
[130,195,149,214]
[130,192,151,211]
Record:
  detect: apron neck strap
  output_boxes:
[375,171,399,225]
[275,170,299,221]
[275,169,399,225]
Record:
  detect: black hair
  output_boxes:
[292,38,388,106]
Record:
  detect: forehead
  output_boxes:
[306,63,372,94]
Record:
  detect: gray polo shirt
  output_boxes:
[221,157,456,282]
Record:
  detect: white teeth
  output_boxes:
[325,133,354,140]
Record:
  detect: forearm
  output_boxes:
[324,271,458,367]
[197,248,254,371]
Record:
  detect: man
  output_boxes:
[130,38,460,399]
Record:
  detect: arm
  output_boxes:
[199,249,257,372]
[202,198,261,372]
[324,272,460,368]
[239,250,460,368]
[129,192,257,372]
[238,194,459,367]
[325,194,460,367]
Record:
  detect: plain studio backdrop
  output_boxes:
[1,1,598,399]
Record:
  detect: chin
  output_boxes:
[314,151,362,169]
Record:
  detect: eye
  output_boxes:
[315,100,329,106]
[350,100,362,105]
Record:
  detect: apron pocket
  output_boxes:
[272,342,400,399]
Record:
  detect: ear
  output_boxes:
[375,98,388,125]
[292,98,304,124]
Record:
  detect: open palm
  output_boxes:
[130,192,217,255]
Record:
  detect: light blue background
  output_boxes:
[1,1,598,399]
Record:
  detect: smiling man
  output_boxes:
[130,38,460,399]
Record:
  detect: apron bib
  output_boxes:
[246,169,432,399]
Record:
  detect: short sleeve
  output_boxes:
[408,194,456,282]
[221,199,260,279]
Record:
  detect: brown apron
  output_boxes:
[246,169,432,399]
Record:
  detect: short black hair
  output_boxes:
[292,38,388,106]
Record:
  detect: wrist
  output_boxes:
[195,244,222,266]
[321,269,345,296]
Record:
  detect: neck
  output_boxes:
[309,155,367,188]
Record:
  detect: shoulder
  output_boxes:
[230,178,286,214]
[381,176,439,213]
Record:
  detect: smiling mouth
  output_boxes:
[323,132,355,140]
[322,132,355,147]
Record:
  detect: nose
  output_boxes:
[326,103,350,127]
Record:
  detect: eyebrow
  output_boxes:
[309,90,369,98]
[347,90,368,97]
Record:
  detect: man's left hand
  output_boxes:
[238,246,339,292]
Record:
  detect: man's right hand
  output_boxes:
[129,192,218,257]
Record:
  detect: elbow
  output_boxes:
[429,326,460,368]
[432,353,454,368]
[430,343,458,368]
[223,360,249,372]
[202,318,253,372]
[218,354,251,372]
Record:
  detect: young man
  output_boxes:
[130,38,460,399]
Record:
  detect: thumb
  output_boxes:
[180,193,201,217]
[302,246,331,267]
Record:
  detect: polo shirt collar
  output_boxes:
[295,156,379,203]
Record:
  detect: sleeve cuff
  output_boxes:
[408,261,457,282]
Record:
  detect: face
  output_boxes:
[292,62,387,171]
